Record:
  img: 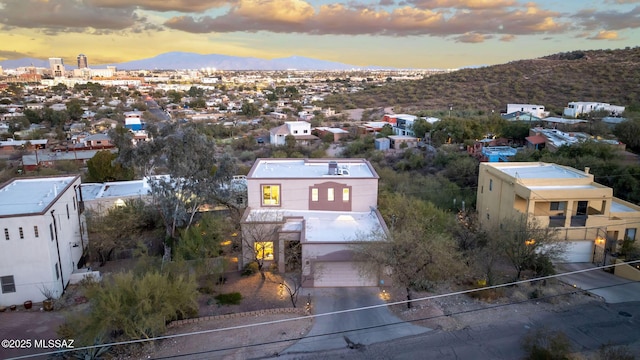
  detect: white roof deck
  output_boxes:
[0,176,76,216]
[610,200,640,213]
[80,175,170,200]
[246,209,384,243]
[494,163,588,180]
[250,159,375,178]
[528,185,598,190]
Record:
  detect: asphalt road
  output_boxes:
[145,99,170,122]
[273,301,640,360]
[557,263,640,303]
[281,288,429,356]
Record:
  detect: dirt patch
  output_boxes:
[386,279,602,332]
[147,314,313,359]
[141,271,313,359]
[196,271,303,317]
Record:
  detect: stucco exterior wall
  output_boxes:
[247,177,378,212]
[0,177,85,305]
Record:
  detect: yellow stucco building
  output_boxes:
[477,162,640,263]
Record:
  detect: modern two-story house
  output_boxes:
[477,162,640,263]
[0,176,89,306]
[240,158,388,287]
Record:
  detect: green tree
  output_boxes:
[174,213,225,261]
[86,199,158,265]
[241,101,260,117]
[411,118,432,139]
[86,150,134,182]
[66,99,84,121]
[353,194,461,308]
[613,119,640,152]
[490,214,565,280]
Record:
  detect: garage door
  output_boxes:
[313,262,377,287]
[560,241,594,263]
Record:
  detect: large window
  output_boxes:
[327,188,335,201]
[625,228,637,241]
[311,188,318,202]
[261,185,280,206]
[550,202,566,211]
[255,242,274,260]
[1,275,15,293]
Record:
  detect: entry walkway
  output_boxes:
[283,287,429,355]
[557,262,640,303]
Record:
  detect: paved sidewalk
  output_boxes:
[0,310,66,360]
[556,263,640,303]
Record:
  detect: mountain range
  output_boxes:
[0,52,382,71]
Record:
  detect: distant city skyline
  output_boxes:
[0,0,639,69]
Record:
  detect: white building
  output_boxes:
[269,121,317,146]
[506,104,548,118]
[241,159,388,287]
[0,176,89,306]
[563,102,625,118]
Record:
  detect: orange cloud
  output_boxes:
[410,0,516,9]
[590,30,620,40]
[454,32,490,43]
[500,34,516,41]
[86,0,232,12]
[234,0,315,23]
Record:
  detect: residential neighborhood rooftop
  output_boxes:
[80,175,170,200]
[488,163,589,180]
[249,158,377,178]
[0,176,76,216]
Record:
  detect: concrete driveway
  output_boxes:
[282,287,430,355]
[557,263,640,303]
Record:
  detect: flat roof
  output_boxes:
[80,175,170,200]
[0,176,76,216]
[492,163,589,180]
[247,209,384,242]
[250,159,376,179]
[611,200,639,213]
[528,185,599,190]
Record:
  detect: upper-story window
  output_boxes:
[262,185,280,206]
[625,228,637,241]
[293,130,298,134]
[550,202,566,211]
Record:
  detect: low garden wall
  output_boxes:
[167,307,309,329]
[613,259,640,281]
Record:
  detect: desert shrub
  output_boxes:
[61,271,198,346]
[598,344,635,360]
[239,151,256,162]
[522,328,572,360]
[526,254,556,277]
[468,287,505,301]
[215,292,242,305]
[242,261,259,276]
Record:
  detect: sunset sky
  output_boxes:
[0,0,639,69]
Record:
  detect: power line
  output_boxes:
[8,259,640,360]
